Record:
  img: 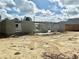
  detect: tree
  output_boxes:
[24,16,32,21]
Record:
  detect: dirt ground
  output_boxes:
[0,32,79,59]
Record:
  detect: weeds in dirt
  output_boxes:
[42,52,78,59]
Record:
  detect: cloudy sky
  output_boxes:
[0,0,79,21]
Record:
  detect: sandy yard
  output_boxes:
[0,32,79,59]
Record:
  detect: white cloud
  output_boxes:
[0,0,16,8]
[38,9,53,16]
[0,9,13,19]
[0,2,6,9]
[14,0,35,14]
[0,0,79,22]
[60,0,79,5]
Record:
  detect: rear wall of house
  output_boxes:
[65,18,79,31]
[6,21,16,35]
[37,23,50,33]
[0,22,1,33]
[21,21,35,34]
[1,20,16,35]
